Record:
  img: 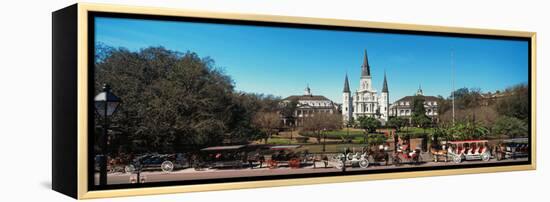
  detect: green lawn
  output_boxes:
[266,136,300,144]
[396,127,434,138]
[270,127,436,146]
[300,129,392,139]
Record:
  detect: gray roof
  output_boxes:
[394,95,440,103]
[283,95,332,101]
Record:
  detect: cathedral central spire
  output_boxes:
[343,49,389,124]
[361,49,371,77]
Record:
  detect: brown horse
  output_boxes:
[366,147,390,166]
[430,146,448,162]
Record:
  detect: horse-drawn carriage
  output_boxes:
[430,143,448,162]
[444,140,491,163]
[495,138,529,161]
[195,145,248,170]
[393,144,422,166]
[124,153,189,173]
[332,151,370,169]
[331,145,390,169]
[267,145,313,169]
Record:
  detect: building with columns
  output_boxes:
[342,50,390,125]
[388,86,440,121]
[281,85,339,126]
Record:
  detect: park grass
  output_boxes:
[396,127,434,138]
[300,129,387,140]
[269,127,436,147]
[266,137,297,145]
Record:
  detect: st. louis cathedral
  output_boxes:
[342,50,389,125]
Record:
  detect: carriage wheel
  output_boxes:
[481,153,490,161]
[161,161,174,173]
[337,160,345,169]
[268,160,278,169]
[453,155,462,163]
[124,164,135,173]
[359,159,369,168]
[194,164,204,171]
[393,156,401,166]
[415,155,423,165]
[496,152,503,161]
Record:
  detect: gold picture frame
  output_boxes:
[52,3,536,199]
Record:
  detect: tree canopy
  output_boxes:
[495,84,529,121]
[357,116,381,133]
[386,116,408,132]
[302,113,342,144]
[95,46,279,153]
[492,116,528,139]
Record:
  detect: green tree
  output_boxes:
[386,117,408,132]
[431,126,450,143]
[492,116,528,139]
[357,116,381,133]
[495,84,529,121]
[94,46,274,153]
[252,111,282,143]
[412,115,431,129]
[367,134,387,146]
[411,96,432,133]
[447,121,489,140]
[302,113,342,152]
[412,96,427,116]
[451,88,483,109]
[280,98,299,126]
[357,116,381,146]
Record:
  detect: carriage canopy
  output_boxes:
[200,145,246,151]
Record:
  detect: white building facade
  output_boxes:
[388,87,440,120]
[281,85,338,126]
[342,50,390,125]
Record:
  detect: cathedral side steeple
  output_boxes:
[380,70,390,122]
[342,74,353,124]
[343,74,350,93]
[382,71,389,93]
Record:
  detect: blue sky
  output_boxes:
[95,17,528,103]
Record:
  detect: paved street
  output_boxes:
[95,158,528,185]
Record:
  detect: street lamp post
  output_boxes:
[94,84,121,186]
[322,128,327,152]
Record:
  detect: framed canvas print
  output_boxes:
[52,3,536,199]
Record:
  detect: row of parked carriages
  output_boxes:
[115,138,529,173]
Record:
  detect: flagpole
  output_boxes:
[451,50,455,126]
